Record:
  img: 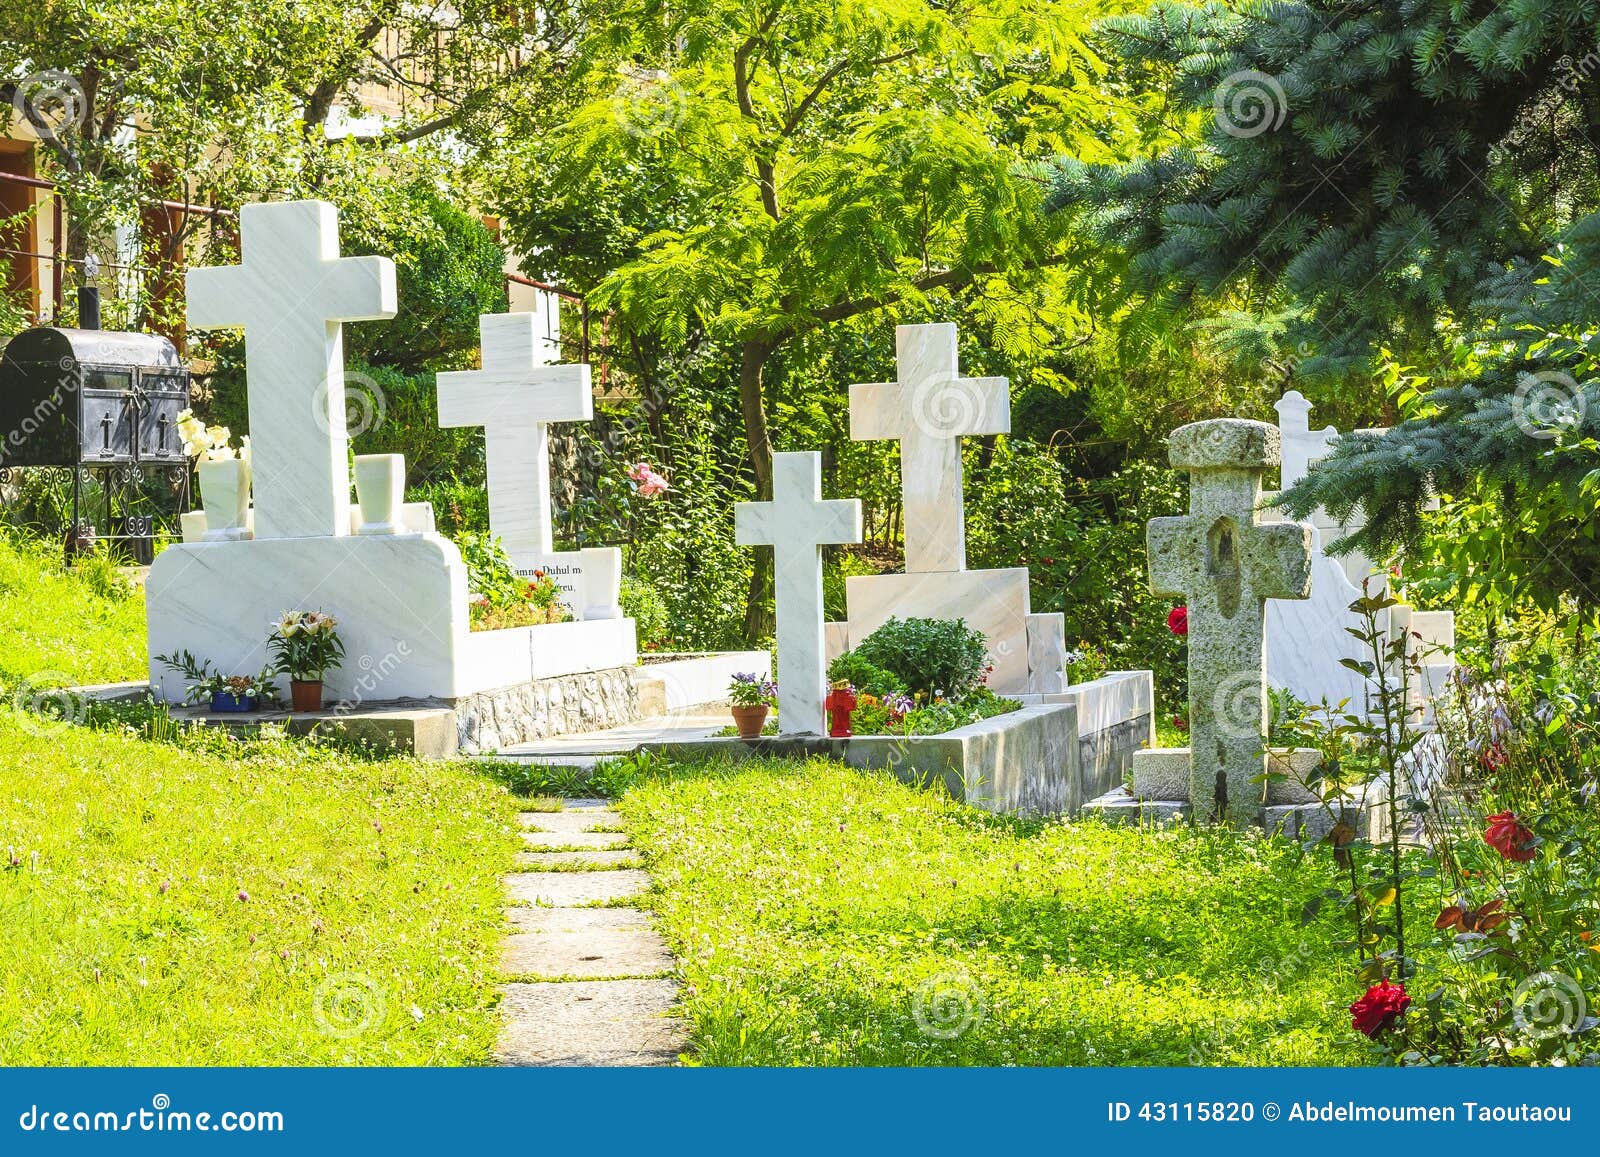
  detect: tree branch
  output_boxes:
[781,49,915,137]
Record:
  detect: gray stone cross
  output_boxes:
[1148,419,1313,825]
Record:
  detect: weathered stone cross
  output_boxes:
[735,452,862,736]
[1148,419,1314,825]
[850,323,1009,573]
[436,312,592,558]
[187,200,396,540]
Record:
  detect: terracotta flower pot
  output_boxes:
[730,703,769,740]
[289,679,324,713]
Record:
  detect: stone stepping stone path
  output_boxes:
[496,800,686,1066]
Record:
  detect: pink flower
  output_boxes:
[636,470,669,497]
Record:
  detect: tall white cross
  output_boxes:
[1274,390,1339,492]
[849,323,1009,574]
[186,200,396,540]
[436,312,592,557]
[735,452,862,736]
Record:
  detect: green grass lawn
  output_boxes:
[622,758,1372,1066]
[0,533,524,1064]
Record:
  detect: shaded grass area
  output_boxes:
[623,758,1370,1066]
[0,712,524,1064]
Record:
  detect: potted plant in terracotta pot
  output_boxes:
[267,611,345,713]
[727,672,776,740]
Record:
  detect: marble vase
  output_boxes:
[198,458,252,542]
[353,454,406,534]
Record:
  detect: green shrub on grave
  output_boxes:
[851,616,988,701]
[826,650,903,698]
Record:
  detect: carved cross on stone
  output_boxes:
[1148,419,1314,825]
[735,452,862,736]
[849,323,1009,573]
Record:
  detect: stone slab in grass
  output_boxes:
[501,925,676,979]
[509,905,654,934]
[521,829,632,851]
[518,809,624,833]
[503,869,651,906]
[514,849,641,869]
[496,980,685,1066]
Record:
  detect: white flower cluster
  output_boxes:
[274,610,338,638]
[176,408,251,464]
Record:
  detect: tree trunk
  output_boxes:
[739,335,778,643]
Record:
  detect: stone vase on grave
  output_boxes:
[353,453,406,534]
[197,457,252,542]
[580,547,623,620]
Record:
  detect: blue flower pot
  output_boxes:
[210,691,257,713]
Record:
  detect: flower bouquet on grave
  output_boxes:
[727,672,776,740]
[156,650,281,712]
[267,611,345,713]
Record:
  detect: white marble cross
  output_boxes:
[735,452,862,736]
[436,312,592,557]
[1274,390,1339,492]
[1148,419,1313,826]
[850,323,1009,573]
[187,200,396,540]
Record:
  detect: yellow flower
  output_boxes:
[276,611,302,637]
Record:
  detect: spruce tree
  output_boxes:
[1051,1,1600,607]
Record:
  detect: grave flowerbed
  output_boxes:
[458,532,574,631]
[827,616,1019,736]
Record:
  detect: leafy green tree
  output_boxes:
[501,0,1123,638]
[0,0,594,326]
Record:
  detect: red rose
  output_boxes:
[1171,715,1188,732]
[1484,811,1537,863]
[1167,605,1189,637]
[1350,980,1410,1037]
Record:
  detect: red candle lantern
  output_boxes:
[824,681,858,738]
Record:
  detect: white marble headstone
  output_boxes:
[186,200,396,540]
[735,452,862,736]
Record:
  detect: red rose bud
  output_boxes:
[1484,811,1537,863]
[1350,980,1410,1037]
[1167,605,1189,637]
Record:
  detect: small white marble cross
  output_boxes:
[850,323,1009,573]
[1274,390,1339,492]
[735,452,862,736]
[1148,419,1313,826]
[436,312,592,557]
[187,200,397,540]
